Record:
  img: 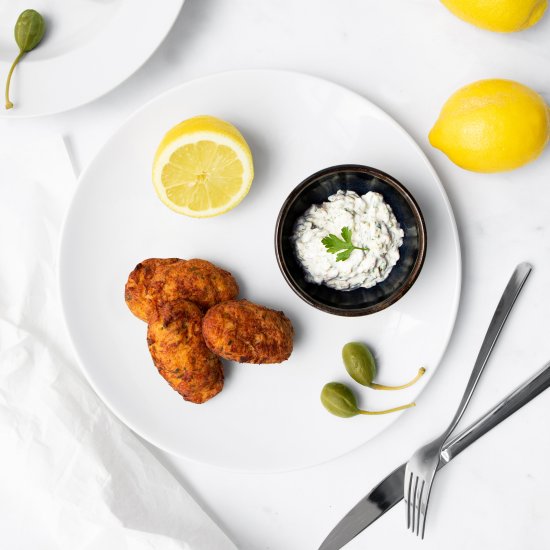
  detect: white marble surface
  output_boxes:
[2,1,550,548]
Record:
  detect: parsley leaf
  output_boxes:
[321,232,350,254]
[341,226,352,244]
[321,227,369,262]
[336,249,353,262]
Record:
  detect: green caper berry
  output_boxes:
[321,382,360,418]
[321,381,416,418]
[342,342,377,386]
[5,9,46,110]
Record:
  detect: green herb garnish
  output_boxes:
[5,9,46,110]
[321,226,369,262]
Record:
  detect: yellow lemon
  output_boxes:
[429,79,550,173]
[440,0,547,32]
[152,115,254,217]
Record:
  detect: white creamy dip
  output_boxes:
[292,190,404,290]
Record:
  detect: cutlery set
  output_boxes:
[320,262,549,549]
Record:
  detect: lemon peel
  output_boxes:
[429,79,550,173]
[441,0,548,32]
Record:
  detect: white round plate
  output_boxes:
[59,70,461,472]
[0,0,183,118]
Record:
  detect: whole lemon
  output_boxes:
[441,0,547,32]
[429,79,550,173]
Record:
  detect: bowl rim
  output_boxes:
[274,164,427,317]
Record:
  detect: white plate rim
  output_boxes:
[58,69,462,472]
[0,0,184,119]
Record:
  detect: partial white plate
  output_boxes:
[0,0,183,118]
[59,70,461,472]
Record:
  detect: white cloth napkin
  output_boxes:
[0,135,237,550]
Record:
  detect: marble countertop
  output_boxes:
[2,1,549,548]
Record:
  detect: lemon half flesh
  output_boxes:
[153,115,254,218]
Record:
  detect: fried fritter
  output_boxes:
[125,258,182,321]
[147,300,224,404]
[176,259,239,310]
[125,258,239,322]
[202,299,294,364]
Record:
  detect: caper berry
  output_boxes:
[321,382,361,418]
[342,342,377,386]
[5,9,46,110]
[342,341,426,390]
[321,382,416,418]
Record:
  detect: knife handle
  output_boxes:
[444,262,531,439]
[441,361,550,465]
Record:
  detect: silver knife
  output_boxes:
[319,361,550,550]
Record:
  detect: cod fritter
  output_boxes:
[125,258,239,322]
[147,300,224,404]
[124,258,181,321]
[202,299,294,364]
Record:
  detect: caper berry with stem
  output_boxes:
[321,382,415,418]
[342,342,425,389]
[5,9,46,110]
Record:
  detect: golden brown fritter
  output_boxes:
[175,259,239,311]
[202,299,294,364]
[125,258,183,322]
[147,300,224,404]
[125,258,239,322]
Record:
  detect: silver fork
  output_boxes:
[404,262,532,538]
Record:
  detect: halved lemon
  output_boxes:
[152,115,254,217]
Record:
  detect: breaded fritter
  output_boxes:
[125,258,183,321]
[202,299,294,364]
[147,300,224,404]
[176,259,239,310]
[125,258,239,322]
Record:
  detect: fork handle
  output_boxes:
[444,262,532,438]
[442,361,550,464]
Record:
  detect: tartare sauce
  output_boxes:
[292,190,404,290]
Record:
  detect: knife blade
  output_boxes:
[318,361,550,550]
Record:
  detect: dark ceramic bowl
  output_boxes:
[275,165,427,316]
